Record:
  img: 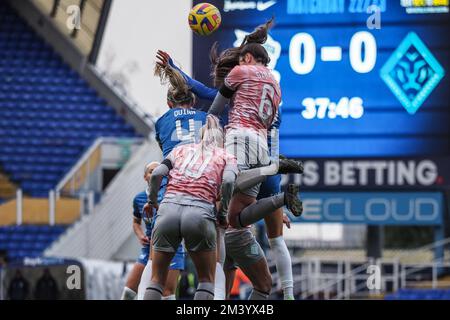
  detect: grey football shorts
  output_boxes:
[224,228,265,270]
[152,201,217,253]
[225,128,270,198]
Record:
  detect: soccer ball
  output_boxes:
[188,3,221,36]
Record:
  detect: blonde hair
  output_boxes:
[199,115,224,149]
[144,161,159,174]
[154,63,194,105]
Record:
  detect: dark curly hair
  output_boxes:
[210,17,274,87]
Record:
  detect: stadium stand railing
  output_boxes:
[0,170,17,201]
[0,0,153,265]
[0,190,81,226]
[44,139,162,260]
[293,238,450,300]
[1,138,143,229]
[0,0,142,198]
[55,136,143,199]
[55,137,104,198]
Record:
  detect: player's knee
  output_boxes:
[266,224,283,238]
[222,176,234,193]
[228,211,241,228]
[126,263,144,289]
[254,271,272,294]
[255,279,272,295]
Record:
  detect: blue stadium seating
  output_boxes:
[0,1,140,197]
[0,225,66,261]
[385,288,450,300]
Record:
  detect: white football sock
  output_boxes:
[217,227,226,266]
[120,287,136,300]
[162,294,176,300]
[137,261,152,300]
[214,262,226,300]
[269,236,294,300]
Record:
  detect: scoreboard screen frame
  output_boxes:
[192,0,450,158]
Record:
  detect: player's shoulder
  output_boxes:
[133,190,147,203]
[195,110,208,119]
[157,108,175,122]
[228,64,249,76]
[155,109,172,128]
[255,65,276,78]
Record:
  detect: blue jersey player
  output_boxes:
[156,49,297,300]
[154,60,208,202]
[140,61,209,299]
[153,71,208,208]
[121,162,184,300]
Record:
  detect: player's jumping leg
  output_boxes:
[162,269,180,300]
[144,250,175,300]
[240,258,272,300]
[229,184,302,228]
[121,262,145,300]
[233,158,303,194]
[189,250,216,300]
[137,258,182,299]
[224,229,273,300]
[264,208,294,300]
[214,227,226,300]
[137,261,152,300]
[224,268,236,299]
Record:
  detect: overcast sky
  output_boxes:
[96,0,193,117]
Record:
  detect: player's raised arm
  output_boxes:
[156,50,218,101]
[218,156,239,227]
[154,118,163,152]
[131,198,149,245]
[208,86,233,117]
[208,65,243,116]
[147,158,173,207]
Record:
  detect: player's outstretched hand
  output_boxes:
[143,202,158,216]
[282,214,291,229]
[139,235,150,246]
[156,50,174,68]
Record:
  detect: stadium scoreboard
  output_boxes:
[193,0,450,158]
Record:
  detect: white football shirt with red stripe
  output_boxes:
[165,143,238,204]
[224,64,281,132]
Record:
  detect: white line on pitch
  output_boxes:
[321,46,342,62]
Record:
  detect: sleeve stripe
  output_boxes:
[161,158,173,170]
[219,84,235,99]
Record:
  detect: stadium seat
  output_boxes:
[0,1,140,197]
[385,288,450,300]
[0,225,68,262]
